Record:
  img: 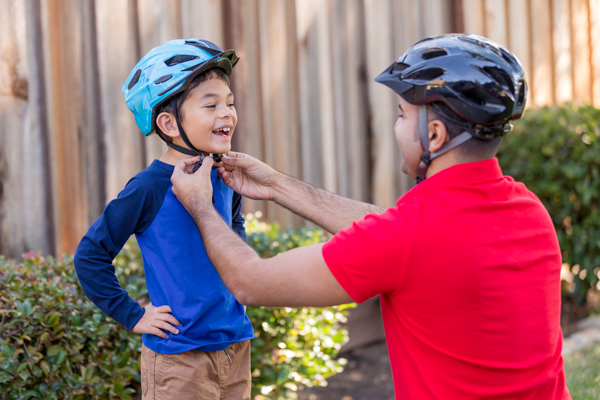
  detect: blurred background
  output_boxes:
[1,1,600,399]
[1,0,599,259]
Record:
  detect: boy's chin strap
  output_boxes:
[416,106,473,183]
[164,116,222,174]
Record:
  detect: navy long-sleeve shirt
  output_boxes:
[74,160,253,354]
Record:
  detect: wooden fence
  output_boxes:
[1,0,599,259]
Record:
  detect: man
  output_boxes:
[171,34,571,399]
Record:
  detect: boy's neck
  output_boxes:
[159,146,211,165]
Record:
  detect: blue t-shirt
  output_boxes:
[74,160,254,354]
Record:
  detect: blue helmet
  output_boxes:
[122,38,239,136]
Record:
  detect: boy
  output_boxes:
[74,39,254,400]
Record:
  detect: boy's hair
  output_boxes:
[428,102,502,160]
[154,68,231,143]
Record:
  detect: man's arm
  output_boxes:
[218,152,384,234]
[172,157,354,307]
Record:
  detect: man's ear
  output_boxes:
[427,120,449,153]
[156,112,180,139]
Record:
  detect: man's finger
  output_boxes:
[198,155,214,175]
[222,154,252,168]
[157,305,173,313]
[174,156,201,172]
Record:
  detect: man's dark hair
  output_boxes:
[427,102,502,160]
[154,68,231,143]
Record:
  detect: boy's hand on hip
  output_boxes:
[171,156,214,214]
[132,303,182,339]
[217,151,277,201]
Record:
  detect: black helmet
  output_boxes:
[375,33,527,126]
[375,34,527,182]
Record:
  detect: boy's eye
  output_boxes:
[228,103,235,107]
[205,104,216,108]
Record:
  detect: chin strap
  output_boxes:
[165,98,221,203]
[167,98,222,173]
[416,106,473,184]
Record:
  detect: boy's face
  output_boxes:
[179,77,237,155]
[394,97,422,179]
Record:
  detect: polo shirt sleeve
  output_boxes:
[322,206,414,303]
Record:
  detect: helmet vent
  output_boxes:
[516,80,526,108]
[482,66,514,94]
[405,68,444,82]
[165,54,200,67]
[154,74,173,84]
[421,48,447,59]
[391,62,409,72]
[127,69,142,90]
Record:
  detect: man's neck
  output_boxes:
[426,150,492,178]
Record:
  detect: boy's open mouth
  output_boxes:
[212,127,231,138]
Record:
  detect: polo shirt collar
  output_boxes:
[404,158,504,199]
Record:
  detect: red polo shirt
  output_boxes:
[323,158,570,400]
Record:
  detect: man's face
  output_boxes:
[179,78,237,155]
[394,97,422,179]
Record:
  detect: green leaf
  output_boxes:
[46,345,63,357]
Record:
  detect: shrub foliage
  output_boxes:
[0,213,351,399]
[498,104,600,301]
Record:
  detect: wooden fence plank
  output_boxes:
[95,0,145,203]
[331,0,369,201]
[0,0,52,258]
[484,0,508,46]
[315,0,337,194]
[591,0,600,108]
[571,0,592,103]
[40,0,87,255]
[137,0,180,164]
[421,0,452,37]
[297,0,325,192]
[462,0,486,35]
[552,0,573,104]
[223,0,267,216]
[181,0,224,45]
[530,0,554,106]
[258,0,302,227]
[507,0,533,106]
[364,0,398,207]
[79,0,106,226]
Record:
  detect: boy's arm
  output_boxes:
[74,178,180,336]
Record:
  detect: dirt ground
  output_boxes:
[297,340,394,400]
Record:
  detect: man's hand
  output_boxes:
[132,304,182,339]
[171,156,215,214]
[217,152,278,201]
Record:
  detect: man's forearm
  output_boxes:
[271,173,385,234]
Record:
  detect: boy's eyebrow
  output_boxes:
[398,103,404,112]
[201,92,234,99]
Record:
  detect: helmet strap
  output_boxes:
[164,97,222,173]
[416,106,473,184]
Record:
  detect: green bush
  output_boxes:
[498,104,600,302]
[0,213,351,399]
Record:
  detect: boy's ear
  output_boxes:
[427,119,449,153]
[156,112,180,139]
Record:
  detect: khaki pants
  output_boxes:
[140,340,251,400]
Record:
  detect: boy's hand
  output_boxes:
[171,156,215,214]
[132,303,182,339]
[217,152,277,201]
